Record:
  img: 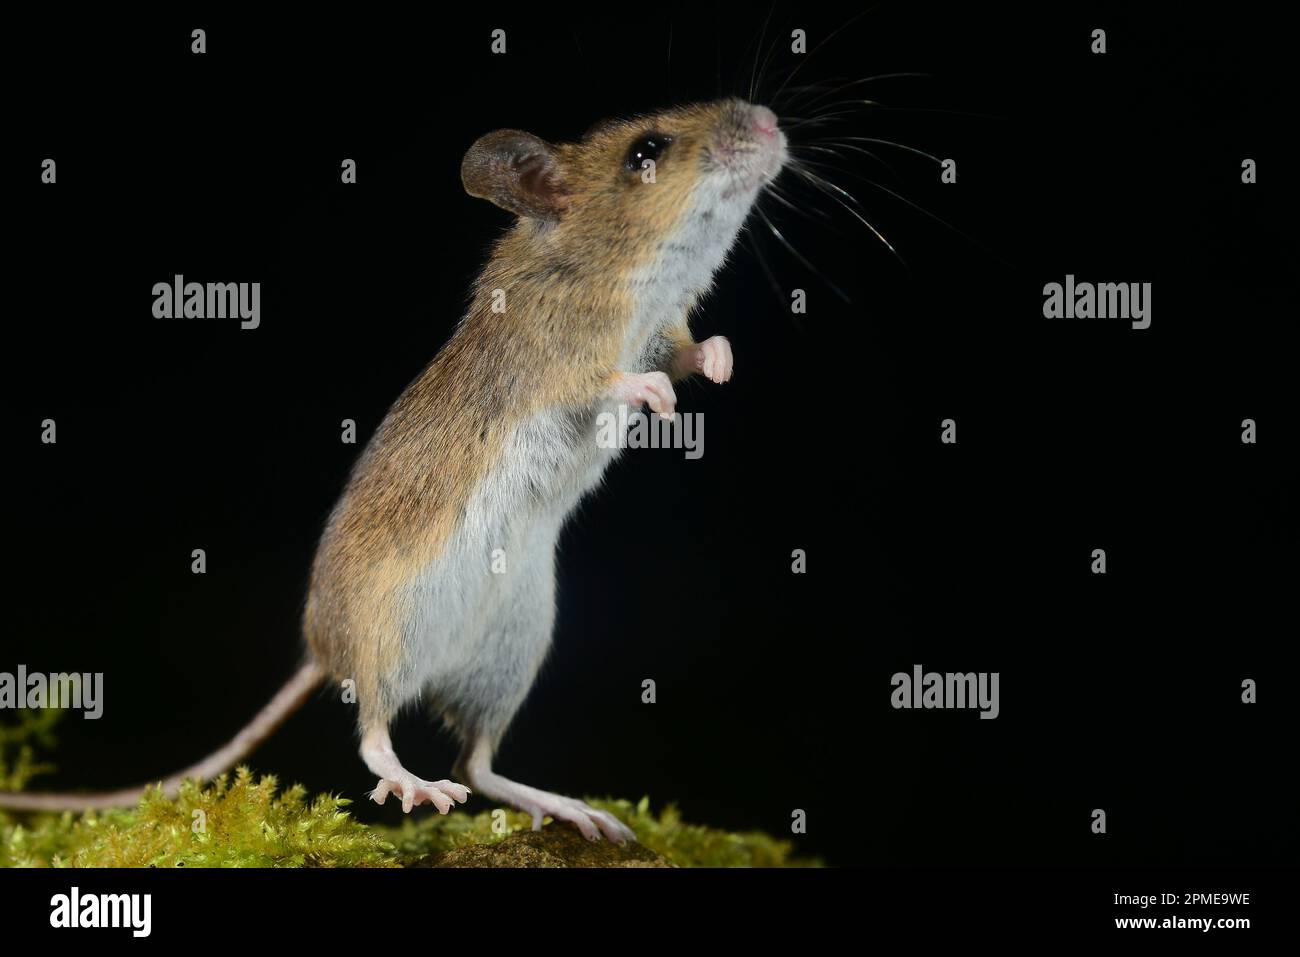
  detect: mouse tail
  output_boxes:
[0,661,326,812]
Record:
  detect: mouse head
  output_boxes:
[462,98,787,276]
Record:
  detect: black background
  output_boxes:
[7,1,1296,871]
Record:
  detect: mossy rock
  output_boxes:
[383,794,818,868]
[416,822,673,867]
[2,770,820,868]
[3,715,817,867]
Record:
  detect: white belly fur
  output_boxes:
[394,176,750,727]
[393,399,625,729]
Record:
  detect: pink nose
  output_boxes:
[752,105,780,138]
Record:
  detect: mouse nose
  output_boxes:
[751,105,780,139]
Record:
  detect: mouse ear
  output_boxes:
[461,130,567,220]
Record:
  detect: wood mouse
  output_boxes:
[1,98,787,842]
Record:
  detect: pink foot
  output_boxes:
[369,775,471,815]
[468,772,635,843]
[691,335,733,383]
[519,790,636,844]
[608,370,676,419]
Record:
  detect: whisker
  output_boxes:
[846,174,1006,264]
[797,99,1006,122]
[775,76,854,100]
[769,6,881,104]
[777,73,932,111]
[764,180,838,224]
[749,0,778,103]
[745,229,794,313]
[787,162,909,273]
[791,142,898,178]
[794,157,1006,264]
[820,136,944,165]
[751,0,785,104]
[779,73,929,98]
[780,109,865,132]
[754,204,853,302]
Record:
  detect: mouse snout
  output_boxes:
[725,100,786,188]
[751,104,780,139]
[694,98,788,197]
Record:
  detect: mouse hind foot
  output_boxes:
[368,775,470,815]
[361,726,471,815]
[473,774,635,844]
[456,735,634,844]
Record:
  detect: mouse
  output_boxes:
[1,97,788,842]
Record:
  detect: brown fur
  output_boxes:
[0,99,770,814]
[304,101,737,726]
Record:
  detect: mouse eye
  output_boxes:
[625,133,671,171]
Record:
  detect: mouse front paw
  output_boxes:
[691,335,733,384]
[607,371,677,419]
[369,775,471,815]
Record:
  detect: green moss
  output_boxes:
[379,796,818,867]
[0,707,59,793]
[2,769,398,868]
[2,715,820,868]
